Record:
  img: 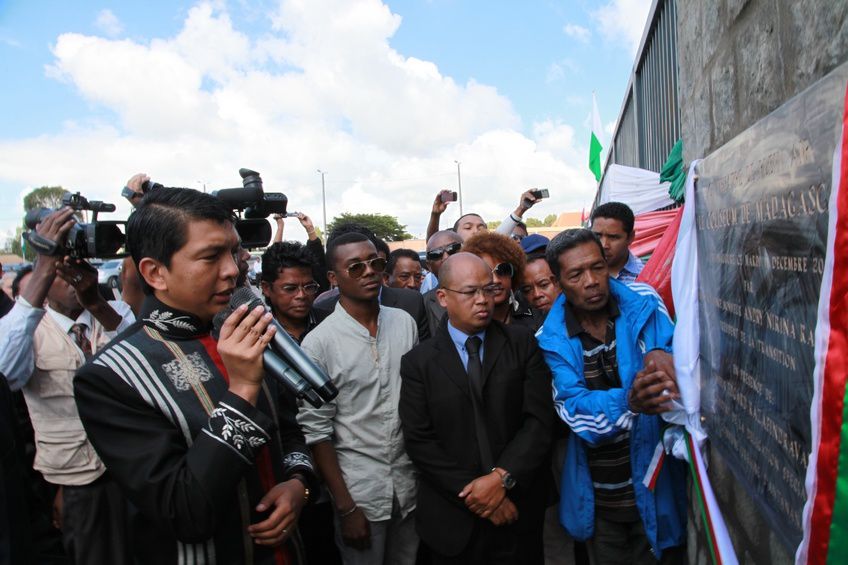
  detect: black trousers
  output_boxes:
[60,474,131,565]
[428,520,543,565]
[586,515,685,565]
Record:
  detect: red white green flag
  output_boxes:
[796,82,848,565]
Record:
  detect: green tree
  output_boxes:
[486,220,502,230]
[543,213,557,226]
[327,213,412,242]
[524,217,545,228]
[14,186,68,261]
[6,226,30,261]
[23,186,66,212]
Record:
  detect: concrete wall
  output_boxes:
[678,0,848,164]
[676,1,848,563]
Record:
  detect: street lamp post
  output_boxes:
[317,169,327,236]
[454,160,463,216]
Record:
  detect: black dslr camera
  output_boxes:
[24,192,127,259]
[212,168,288,248]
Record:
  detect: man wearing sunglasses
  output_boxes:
[420,230,463,335]
[419,230,463,294]
[298,232,420,565]
[399,252,553,564]
[315,225,430,341]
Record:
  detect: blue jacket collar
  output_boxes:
[537,278,657,357]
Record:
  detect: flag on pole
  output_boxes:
[589,93,604,182]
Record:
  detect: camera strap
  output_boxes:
[23,231,61,256]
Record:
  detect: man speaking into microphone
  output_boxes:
[74,187,319,565]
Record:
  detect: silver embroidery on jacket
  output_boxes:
[283,451,314,471]
[162,352,213,391]
[145,309,197,332]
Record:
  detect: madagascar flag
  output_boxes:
[796,82,848,565]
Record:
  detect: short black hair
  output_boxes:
[326,232,372,270]
[126,187,236,294]
[591,201,635,234]
[386,248,421,275]
[453,213,485,231]
[11,265,33,298]
[546,229,605,278]
[261,242,317,284]
[515,221,527,231]
[327,223,390,259]
[526,251,546,263]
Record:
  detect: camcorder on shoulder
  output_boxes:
[23,168,285,260]
[24,192,127,259]
[211,168,288,249]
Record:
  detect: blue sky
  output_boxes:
[0,0,649,243]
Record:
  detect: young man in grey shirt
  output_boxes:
[298,232,419,565]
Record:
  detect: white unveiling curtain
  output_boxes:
[598,163,675,215]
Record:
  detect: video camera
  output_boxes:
[24,192,127,259]
[211,168,288,249]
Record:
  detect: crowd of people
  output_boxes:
[0,175,687,565]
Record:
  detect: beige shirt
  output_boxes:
[298,303,418,521]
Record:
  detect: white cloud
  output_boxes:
[0,35,22,48]
[1,0,597,243]
[545,59,578,84]
[94,9,124,37]
[563,23,590,43]
[591,0,651,56]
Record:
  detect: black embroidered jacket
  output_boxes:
[74,296,318,565]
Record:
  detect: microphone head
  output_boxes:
[229,286,264,311]
[212,307,232,339]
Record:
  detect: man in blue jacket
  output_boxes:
[536,229,686,564]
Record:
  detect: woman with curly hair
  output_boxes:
[461,232,545,330]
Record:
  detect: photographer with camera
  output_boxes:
[0,206,135,564]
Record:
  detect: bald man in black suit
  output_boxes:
[399,253,553,564]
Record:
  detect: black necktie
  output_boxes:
[465,336,493,471]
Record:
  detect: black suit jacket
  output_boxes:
[314,286,430,340]
[399,320,553,556]
[422,288,446,339]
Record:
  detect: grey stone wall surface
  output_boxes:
[678,0,848,163]
[676,1,848,563]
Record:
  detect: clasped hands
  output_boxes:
[628,350,681,414]
[458,469,517,526]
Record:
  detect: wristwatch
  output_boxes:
[492,467,516,490]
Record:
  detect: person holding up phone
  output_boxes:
[425,189,548,244]
[500,189,548,241]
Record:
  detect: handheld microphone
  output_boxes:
[228,288,338,403]
[213,308,324,408]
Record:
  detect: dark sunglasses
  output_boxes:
[426,242,462,262]
[346,257,387,278]
[492,262,515,278]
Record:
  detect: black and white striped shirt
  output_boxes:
[564,297,639,522]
